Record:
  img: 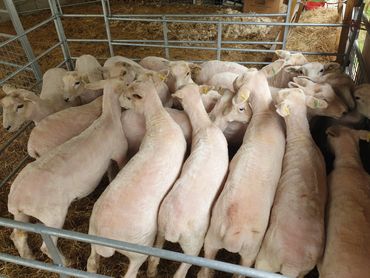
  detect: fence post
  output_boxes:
[40,233,68,278]
[216,21,222,60]
[343,2,364,69]
[3,0,43,82]
[163,16,170,59]
[101,0,114,57]
[48,0,73,70]
[282,0,293,49]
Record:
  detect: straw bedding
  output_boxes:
[0,2,340,277]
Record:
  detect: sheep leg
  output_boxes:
[87,245,101,273]
[40,213,69,266]
[197,234,219,278]
[10,213,35,260]
[174,235,204,278]
[147,233,166,278]
[232,249,256,278]
[123,253,147,278]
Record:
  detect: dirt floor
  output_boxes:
[0,1,343,277]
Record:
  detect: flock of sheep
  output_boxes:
[1,50,370,278]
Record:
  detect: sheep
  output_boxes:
[1,86,69,132]
[8,79,128,265]
[86,74,186,277]
[353,83,370,119]
[255,88,327,277]
[27,96,102,158]
[147,83,228,278]
[63,54,104,104]
[198,71,285,278]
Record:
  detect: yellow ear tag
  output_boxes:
[159,74,166,81]
[283,105,290,116]
[200,86,210,94]
[240,93,249,102]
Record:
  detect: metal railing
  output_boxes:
[0,0,366,277]
[59,0,349,64]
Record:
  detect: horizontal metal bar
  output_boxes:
[67,38,283,45]
[0,32,14,38]
[0,60,33,71]
[0,253,108,278]
[0,122,32,155]
[0,218,287,278]
[18,0,101,15]
[0,42,62,85]
[0,16,56,49]
[0,154,29,189]
[62,13,104,18]
[0,8,8,13]
[67,38,108,43]
[108,16,347,27]
[62,12,287,18]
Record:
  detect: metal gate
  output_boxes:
[0,0,366,277]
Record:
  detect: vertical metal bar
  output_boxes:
[216,21,222,60]
[282,0,293,49]
[48,0,73,70]
[56,0,63,14]
[106,0,111,16]
[4,0,43,82]
[101,0,114,57]
[163,16,170,59]
[40,233,67,278]
[343,3,364,69]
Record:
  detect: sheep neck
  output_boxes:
[31,99,53,123]
[143,89,169,132]
[284,108,311,143]
[182,97,211,132]
[102,89,121,125]
[249,88,273,114]
[333,141,363,169]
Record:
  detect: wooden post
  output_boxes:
[336,0,356,64]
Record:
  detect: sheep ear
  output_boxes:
[356,130,370,142]
[158,69,170,81]
[276,102,290,117]
[260,59,285,78]
[306,96,328,109]
[326,126,340,137]
[275,50,290,59]
[19,90,39,103]
[288,81,301,88]
[324,62,341,72]
[233,87,250,105]
[189,63,202,76]
[81,75,90,84]
[2,84,17,94]
[85,80,107,90]
[284,65,302,74]
[199,85,213,94]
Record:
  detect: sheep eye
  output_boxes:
[320,69,324,73]
[186,72,190,76]
[355,96,360,100]
[75,81,81,86]
[239,107,245,112]
[16,104,24,110]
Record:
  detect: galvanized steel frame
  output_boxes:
[0,0,366,277]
